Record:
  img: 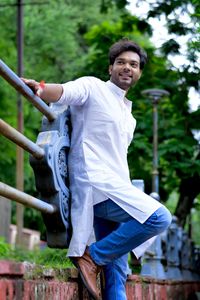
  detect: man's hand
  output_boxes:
[21,78,40,95]
[21,78,63,103]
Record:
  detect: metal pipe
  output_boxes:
[16,0,24,246]
[0,59,56,121]
[0,182,56,214]
[0,119,44,159]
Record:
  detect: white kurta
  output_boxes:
[57,76,162,257]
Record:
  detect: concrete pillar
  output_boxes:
[0,196,11,242]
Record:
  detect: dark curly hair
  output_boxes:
[109,38,147,70]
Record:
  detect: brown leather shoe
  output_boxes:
[71,247,102,300]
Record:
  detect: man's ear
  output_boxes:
[108,65,112,76]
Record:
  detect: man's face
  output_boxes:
[109,51,142,91]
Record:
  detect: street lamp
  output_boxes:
[141,89,169,199]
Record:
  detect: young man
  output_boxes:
[23,39,172,300]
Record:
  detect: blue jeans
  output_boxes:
[89,199,172,300]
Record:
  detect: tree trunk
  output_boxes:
[174,172,200,227]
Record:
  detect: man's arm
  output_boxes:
[21,78,63,103]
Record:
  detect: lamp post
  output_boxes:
[142,89,169,198]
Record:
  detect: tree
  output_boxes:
[0,0,122,234]
[80,9,200,230]
[0,0,199,235]
[138,0,200,227]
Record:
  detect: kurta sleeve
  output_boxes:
[57,77,91,106]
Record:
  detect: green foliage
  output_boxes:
[81,14,200,214]
[140,0,200,74]
[0,237,72,268]
[133,0,200,229]
[161,39,180,55]
[79,13,153,80]
[0,0,122,234]
[0,237,12,258]
[33,247,72,268]
[100,0,129,13]
[0,0,199,238]
[0,237,34,262]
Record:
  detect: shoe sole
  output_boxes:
[71,258,100,300]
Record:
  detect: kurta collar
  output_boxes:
[106,80,132,111]
[106,80,127,98]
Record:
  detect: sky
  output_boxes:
[127,0,200,112]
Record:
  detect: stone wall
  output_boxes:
[0,260,200,300]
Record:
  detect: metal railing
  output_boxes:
[0,59,56,121]
[0,182,56,214]
[0,119,45,159]
[0,60,71,248]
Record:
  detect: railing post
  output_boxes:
[16,0,24,247]
[0,196,11,243]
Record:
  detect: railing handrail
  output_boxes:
[0,181,57,214]
[0,118,44,159]
[0,59,56,121]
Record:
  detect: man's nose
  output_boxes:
[123,63,131,71]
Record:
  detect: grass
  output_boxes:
[0,237,73,269]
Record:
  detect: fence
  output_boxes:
[0,59,71,248]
